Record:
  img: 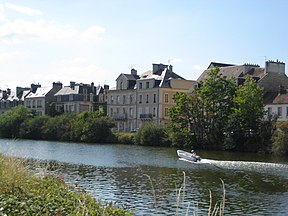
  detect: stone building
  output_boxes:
[107,63,197,132]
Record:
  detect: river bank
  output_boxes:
[0,154,132,215]
[0,139,288,215]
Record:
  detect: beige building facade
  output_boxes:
[107,64,196,132]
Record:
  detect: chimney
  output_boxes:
[131,68,137,76]
[104,84,109,90]
[70,81,76,90]
[53,82,62,90]
[169,65,173,73]
[7,88,11,95]
[31,83,41,93]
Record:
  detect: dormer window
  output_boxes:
[146,82,149,89]
[139,82,142,89]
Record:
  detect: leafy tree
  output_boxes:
[71,111,115,143]
[224,76,266,152]
[134,123,167,146]
[271,122,288,156]
[169,67,237,149]
[198,67,237,148]
[41,113,75,141]
[20,115,50,139]
[0,106,33,138]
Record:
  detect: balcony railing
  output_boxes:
[113,113,127,121]
[140,113,153,121]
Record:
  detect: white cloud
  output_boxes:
[0,19,77,44]
[0,50,33,63]
[49,57,107,85]
[5,3,42,16]
[80,26,105,44]
[192,65,206,71]
[170,58,182,64]
[0,4,5,22]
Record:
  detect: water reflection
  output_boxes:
[0,139,288,215]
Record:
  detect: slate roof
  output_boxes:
[54,86,80,95]
[26,87,52,98]
[207,62,236,69]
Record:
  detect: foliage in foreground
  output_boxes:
[0,155,131,216]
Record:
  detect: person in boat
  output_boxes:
[191,150,201,162]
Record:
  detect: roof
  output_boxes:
[26,87,52,98]
[207,62,236,69]
[54,86,79,95]
[197,64,265,83]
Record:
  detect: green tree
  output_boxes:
[0,106,33,138]
[169,67,237,149]
[71,111,115,143]
[224,76,267,152]
[42,113,75,141]
[198,67,237,148]
[134,123,167,146]
[20,115,50,139]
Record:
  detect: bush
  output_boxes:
[272,122,288,156]
[115,133,135,144]
[134,123,167,146]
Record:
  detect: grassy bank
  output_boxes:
[0,155,132,216]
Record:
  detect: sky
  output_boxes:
[0,0,288,91]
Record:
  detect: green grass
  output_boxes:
[0,155,132,216]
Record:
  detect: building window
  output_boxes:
[110,108,113,116]
[153,94,156,103]
[164,94,169,103]
[267,107,272,116]
[37,100,42,108]
[286,107,288,116]
[277,107,282,117]
[123,95,126,104]
[69,94,73,101]
[139,82,142,89]
[164,107,169,117]
[130,95,133,103]
[111,96,114,104]
[146,82,149,89]
[130,108,133,117]
[139,95,142,104]
[146,94,149,103]
[117,95,120,104]
[153,107,156,117]
[32,100,36,108]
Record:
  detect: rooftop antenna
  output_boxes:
[260,55,267,61]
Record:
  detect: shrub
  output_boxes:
[115,133,135,144]
[134,123,167,146]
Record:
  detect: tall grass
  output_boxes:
[174,172,225,216]
[0,154,132,216]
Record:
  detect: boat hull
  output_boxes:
[177,150,201,162]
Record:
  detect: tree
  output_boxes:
[198,67,237,148]
[224,76,267,152]
[0,106,33,138]
[169,67,237,149]
[71,111,115,143]
[134,123,167,146]
[20,115,50,139]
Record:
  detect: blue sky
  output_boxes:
[0,0,287,90]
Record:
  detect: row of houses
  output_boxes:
[1,60,288,132]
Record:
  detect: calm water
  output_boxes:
[0,139,287,215]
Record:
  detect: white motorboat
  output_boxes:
[177,150,201,163]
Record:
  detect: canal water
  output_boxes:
[0,139,287,215]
